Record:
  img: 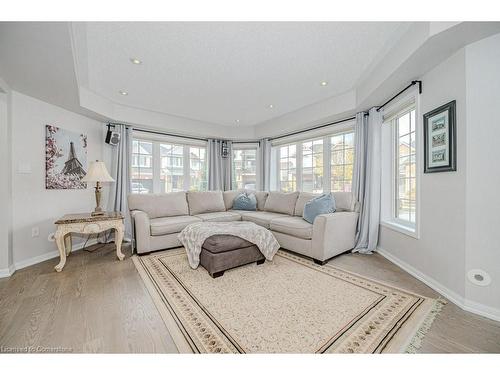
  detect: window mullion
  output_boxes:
[152,142,161,193]
[296,142,303,192]
[184,146,190,191]
[392,120,397,221]
[324,136,331,193]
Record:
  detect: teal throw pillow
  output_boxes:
[233,192,257,211]
[303,193,336,224]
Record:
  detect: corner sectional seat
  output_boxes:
[128,190,360,263]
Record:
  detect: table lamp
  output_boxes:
[82,160,115,216]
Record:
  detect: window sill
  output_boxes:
[380,220,419,239]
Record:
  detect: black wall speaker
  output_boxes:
[105,125,121,146]
[221,141,229,158]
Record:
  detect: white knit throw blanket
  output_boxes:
[178,221,280,269]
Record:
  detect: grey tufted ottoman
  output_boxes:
[200,234,265,278]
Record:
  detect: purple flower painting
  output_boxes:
[45,125,88,189]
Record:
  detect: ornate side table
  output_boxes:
[54,212,125,272]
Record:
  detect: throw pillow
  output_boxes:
[233,192,257,211]
[303,193,336,224]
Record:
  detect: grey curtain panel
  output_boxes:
[352,111,368,242]
[353,108,382,254]
[259,138,272,191]
[208,139,233,191]
[108,124,133,240]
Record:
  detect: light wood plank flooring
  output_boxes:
[1,244,499,353]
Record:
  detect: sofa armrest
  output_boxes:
[311,211,359,261]
[130,210,151,253]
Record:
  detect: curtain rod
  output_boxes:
[376,80,422,112]
[112,123,255,143]
[131,127,209,142]
[268,116,359,142]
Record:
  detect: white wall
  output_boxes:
[379,34,500,320]
[10,91,107,268]
[379,48,467,298]
[0,79,14,276]
[464,33,500,314]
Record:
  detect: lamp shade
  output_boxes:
[82,161,115,182]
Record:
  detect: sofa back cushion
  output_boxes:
[188,191,226,215]
[264,191,299,215]
[128,192,189,219]
[294,192,318,216]
[332,192,357,212]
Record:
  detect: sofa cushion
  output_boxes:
[263,191,299,215]
[187,191,226,215]
[244,190,269,211]
[332,192,357,212]
[294,192,318,216]
[270,216,313,240]
[194,211,241,222]
[128,192,188,219]
[223,190,244,210]
[150,215,202,236]
[202,234,254,253]
[224,190,268,210]
[240,211,289,229]
[303,193,336,224]
[233,192,257,211]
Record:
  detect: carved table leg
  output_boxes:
[115,223,125,261]
[64,233,72,256]
[54,228,67,272]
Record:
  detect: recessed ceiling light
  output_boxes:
[235,120,240,124]
[320,81,328,86]
[268,104,274,109]
[130,58,142,65]
[119,90,128,96]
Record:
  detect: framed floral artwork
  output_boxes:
[45,125,88,189]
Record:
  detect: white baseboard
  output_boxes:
[0,263,16,278]
[377,246,500,322]
[0,239,99,279]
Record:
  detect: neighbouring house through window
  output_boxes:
[232,144,259,190]
[131,136,207,194]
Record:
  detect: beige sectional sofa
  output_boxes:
[128,190,359,264]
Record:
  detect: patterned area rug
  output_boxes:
[133,249,444,353]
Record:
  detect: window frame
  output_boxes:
[272,127,355,194]
[131,132,208,193]
[329,131,355,193]
[232,142,260,190]
[380,92,421,239]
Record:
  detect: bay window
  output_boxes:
[132,136,207,193]
[330,132,354,192]
[302,139,323,193]
[273,129,355,194]
[131,140,153,193]
[279,144,297,192]
[232,144,258,190]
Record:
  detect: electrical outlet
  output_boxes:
[31,227,39,238]
[48,232,55,242]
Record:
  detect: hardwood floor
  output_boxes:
[1,244,499,353]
